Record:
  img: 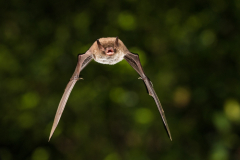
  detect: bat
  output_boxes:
[49,37,172,141]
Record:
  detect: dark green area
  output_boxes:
[1,0,240,159]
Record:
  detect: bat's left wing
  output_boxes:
[49,51,93,141]
[124,52,172,141]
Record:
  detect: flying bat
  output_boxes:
[49,37,172,141]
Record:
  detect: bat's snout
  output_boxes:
[105,47,114,56]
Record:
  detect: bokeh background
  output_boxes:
[1,0,240,159]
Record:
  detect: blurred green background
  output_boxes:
[1,0,240,159]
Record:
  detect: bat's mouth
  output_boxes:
[106,48,114,56]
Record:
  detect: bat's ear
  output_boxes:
[114,37,119,48]
[97,39,104,51]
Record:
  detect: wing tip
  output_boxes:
[163,122,172,141]
[48,125,56,142]
[48,130,53,142]
[169,133,172,141]
[166,128,172,141]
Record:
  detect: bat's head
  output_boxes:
[92,37,126,65]
[97,37,119,56]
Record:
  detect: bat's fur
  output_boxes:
[91,37,128,65]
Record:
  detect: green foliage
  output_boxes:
[0,0,240,159]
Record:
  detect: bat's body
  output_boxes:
[49,37,172,141]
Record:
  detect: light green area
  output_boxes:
[118,12,136,30]
[224,99,240,122]
[32,148,49,160]
[104,152,121,160]
[135,108,154,124]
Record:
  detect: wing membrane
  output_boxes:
[49,52,93,141]
[124,52,172,141]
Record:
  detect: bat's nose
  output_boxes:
[105,47,114,56]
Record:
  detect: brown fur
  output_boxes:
[89,37,129,65]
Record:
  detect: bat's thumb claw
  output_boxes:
[138,77,142,79]
[71,76,83,81]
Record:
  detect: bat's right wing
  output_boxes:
[49,51,93,141]
[124,52,172,141]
